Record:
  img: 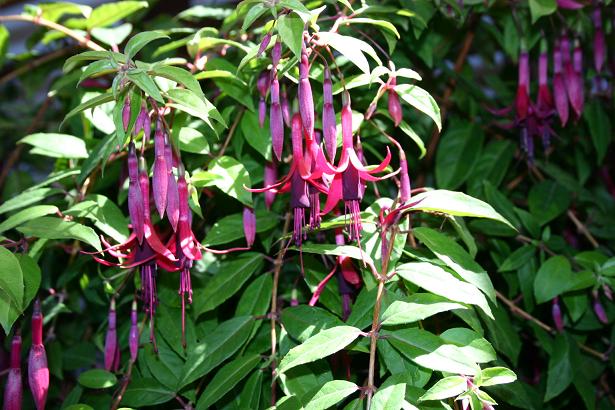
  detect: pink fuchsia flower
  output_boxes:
[257,31,272,58]
[129,300,139,362]
[257,71,269,128]
[298,41,315,138]
[593,8,606,73]
[322,65,337,162]
[127,142,145,244]
[28,300,49,410]
[270,71,285,161]
[3,335,22,410]
[553,41,569,126]
[264,161,278,210]
[552,297,564,332]
[243,206,256,247]
[321,91,395,242]
[104,299,120,372]
[134,104,151,140]
[152,121,169,218]
[557,0,584,9]
[515,47,530,122]
[272,39,282,68]
[536,45,554,118]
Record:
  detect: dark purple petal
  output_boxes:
[264,161,277,210]
[104,300,118,371]
[557,0,584,9]
[258,97,266,128]
[281,84,291,127]
[552,298,564,332]
[593,293,608,324]
[165,144,180,231]
[593,8,605,73]
[399,157,411,203]
[152,125,168,218]
[122,97,131,131]
[272,39,282,68]
[270,75,284,161]
[257,32,272,58]
[553,44,569,126]
[128,143,145,243]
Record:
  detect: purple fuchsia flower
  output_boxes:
[298,40,315,138]
[593,8,606,73]
[129,300,139,362]
[3,335,22,410]
[257,71,269,128]
[322,65,337,162]
[256,31,272,58]
[152,121,169,218]
[553,40,569,126]
[281,84,291,127]
[264,161,278,210]
[28,300,48,410]
[127,142,145,244]
[104,299,120,372]
[556,0,584,9]
[270,69,285,161]
[243,206,256,247]
[516,47,530,122]
[321,91,395,243]
[567,39,584,120]
[593,290,608,324]
[387,76,403,127]
[552,297,564,332]
[165,139,180,231]
[122,97,131,131]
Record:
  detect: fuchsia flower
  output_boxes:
[152,121,169,218]
[165,142,180,231]
[515,48,530,122]
[556,0,584,9]
[298,42,315,138]
[536,47,554,118]
[3,335,22,410]
[257,71,269,128]
[553,41,569,126]
[281,84,291,127]
[322,65,337,161]
[243,206,256,247]
[593,8,606,73]
[561,35,584,120]
[129,300,139,362]
[256,31,272,58]
[593,290,608,324]
[552,297,564,332]
[28,300,48,410]
[264,161,278,210]
[270,69,285,161]
[127,142,145,243]
[322,91,394,242]
[122,97,131,131]
[387,76,403,127]
[104,299,120,372]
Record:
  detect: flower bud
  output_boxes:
[593,292,608,324]
[281,84,291,127]
[152,123,168,218]
[258,97,267,128]
[557,0,584,9]
[165,143,180,231]
[129,300,139,362]
[28,300,48,410]
[257,32,272,58]
[272,39,282,68]
[593,8,605,73]
[387,77,402,127]
[322,66,337,162]
[135,105,151,141]
[399,157,411,203]
[341,91,353,148]
[553,42,569,126]
[264,161,277,210]
[243,206,256,247]
[122,97,131,131]
[298,42,315,138]
[270,75,284,161]
[104,300,118,371]
[257,71,269,97]
[3,335,22,410]
[552,298,564,332]
[128,142,145,243]
[515,49,530,121]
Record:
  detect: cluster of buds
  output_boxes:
[3,301,49,410]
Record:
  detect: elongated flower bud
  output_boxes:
[553,42,569,126]
[399,157,411,203]
[129,300,139,362]
[3,335,22,410]
[258,97,266,128]
[264,161,277,210]
[28,300,48,410]
[593,291,608,324]
[270,75,284,161]
[569,40,584,119]
[593,8,605,73]
[387,77,402,127]
[322,66,337,162]
[243,206,256,247]
[128,142,145,243]
[257,32,272,58]
[257,71,269,97]
[134,105,151,141]
[537,46,553,116]
[341,91,353,148]
[298,42,314,138]
[122,97,131,131]
[281,84,291,127]
[552,298,564,332]
[557,0,584,9]
[152,123,168,218]
[165,143,179,231]
[104,300,118,371]
[515,49,530,121]
[272,39,282,68]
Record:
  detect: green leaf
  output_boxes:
[277,326,362,374]
[90,23,133,47]
[371,383,405,410]
[545,335,573,401]
[77,59,117,85]
[277,14,304,58]
[62,92,115,127]
[180,316,253,387]
[127,69,164,103]
[236,274,272,317]
[408,189,514,229]
[0,247,24,333]
[440,328,496,363]
[0,188,62,215]
[467,140,515,194]
[397,262,492,318]
[294,243,374,266]
[238,371,263,409]
[17,254,41,310]
[63,50,125,73]
[19,133,88,159]
[584,100,611,164]
[305,380,359,410]
[78,133,117,184]
[196,355,261,410]
[529,0,557,23]
[381,294,467,326]
[121,378,174,407]
[176,127,210,154]
[16,217,102,252]
[282,305,344,342]
[498,245,536,272]
[193,253,264,316]
[419,376,467,401]
[384,328,479,375]
[166,88,225,131]
[64,194,129,243]
[77,369,117,389]
[435,120,484,190]
[241,110,272,160]
[86,1,148,29]
[398,120,426,159]
[344,18,400,38]
[0,205,59,234]
[193,156,252,206]
[413,227,496,302]
[125,31,168,59]
[242,3,267,31]
[203,209,279,246]
[150,64,205,101]
[0,25,9,66]
[475,367,517,387]
[528,180,571,225]
[395,84,441,131]
[534,256,574,304]
[317,32,381,74]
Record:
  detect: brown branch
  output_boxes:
[496,290,608,362]
[0,47,73,85]
[217,108,244,159]
[270,212,291,405]
[0,14,104,51]
[567,209,599,249]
